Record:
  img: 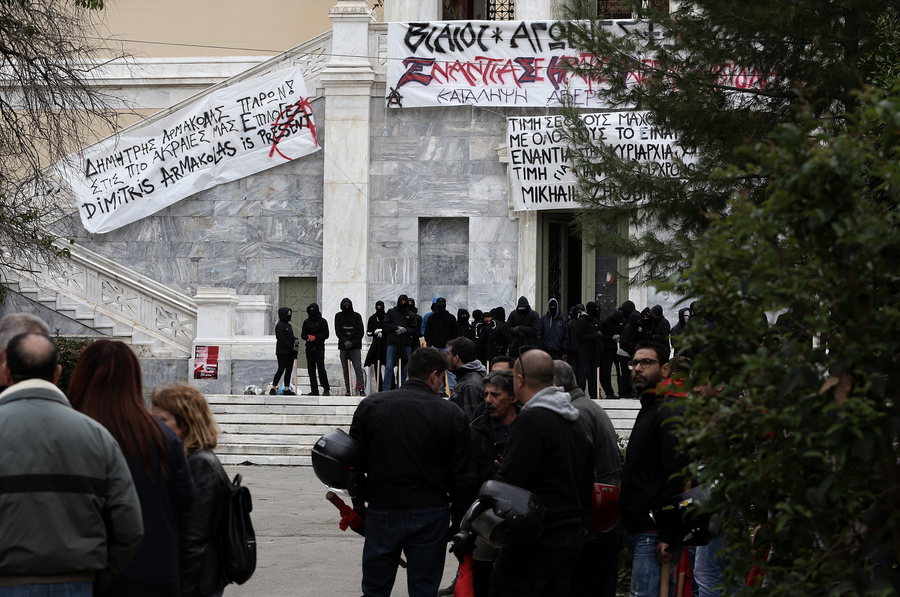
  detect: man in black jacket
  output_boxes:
[505,296,540,355]
[490,348,593,597]
[620,342,689,597]
[272,306,297,394]
[575,302,603,400]
[447,336,486,421]
[301,303,330,396]
[350,348,476,597]
[335,298,366,396]
[382,294,420,392]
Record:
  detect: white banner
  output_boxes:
[507,112,691,211]
[67,67,319,234]
[386,20,649,108]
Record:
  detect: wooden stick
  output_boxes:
[675,570,685,597]
[660,560,671,597]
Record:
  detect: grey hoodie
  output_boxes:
[521,385,580,422]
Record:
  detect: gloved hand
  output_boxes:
[396,327,407,335]
[375,330,382,338]
[308,335,316,342]
[512,326,520,335]
[344,341,353,349]
[613,334,620,342]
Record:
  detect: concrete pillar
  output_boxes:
[321,0,376,339]
[383,0,441,22]
[516,0,566,20]
[517,211,538,303]
[192,287,239,394]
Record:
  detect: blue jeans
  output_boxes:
[361,505,450,597]
[694,534,740,597]
[624,530,683,597]
[0,583,92,597]
[382,345,412,391]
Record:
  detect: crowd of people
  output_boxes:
[0,312,232,597]
[277,293,691,400]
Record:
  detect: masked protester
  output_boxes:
[365,301,387,391]
[272,307,297,394]
[301,303,330,396]
[382,294,420,391]
[335,298,366,396]
[537,298,569,361]
[506,296,540,355]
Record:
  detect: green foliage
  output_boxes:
[663,85,900,595]
[561,0,897,280]
[54,333,92,393]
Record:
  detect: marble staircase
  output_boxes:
[210,394,641,466]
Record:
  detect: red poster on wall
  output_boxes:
[193,345,219,380]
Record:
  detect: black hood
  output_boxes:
[491,307,506,323]
[307,303,321,319]
[619,300,636,316]
[434,297,447,312]
[397,294,409,311]
[278,307,292,323]
[650,305,663,320]
[515,296,532,314]
[374,300,385,321]
[678,307,691,326]
[340,297,353,312]
[457,309,469,323]
[472,309,483,322]
[586,301,600,319]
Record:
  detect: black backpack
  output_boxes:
[220,473,257,585]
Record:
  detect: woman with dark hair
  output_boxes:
[152,384,231,597]
[68,340,195,596]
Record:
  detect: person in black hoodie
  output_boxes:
[456,308,471,341]
[382,294,420,391]
[272,306,297,394]
[506,296,540,355]
[647,305,672,349]
[424,297,458,349]
[301,303,330,396]
[474,308,505,365]
[576,301,603,399]
[335,298,366,396]
[365,301,387,390]
[600,310,626,399]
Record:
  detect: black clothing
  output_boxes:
[383,294,420,350]
[301,303,330,394]
[424,303,458,348]
[474,319,505,364]
[179,449,230,597]
[537,298,568,355]
[506,296,540,355]
[648,305,672,347]
[456,309,471,340]
[449,363,486,422]
[364,301,387,368]
[273,353,294,388]
[576,302,603,398]
[349,379,476,529]
[620,391,689,544]
[470,407,519,485]
[275,307,296,355]
[102,424,194,597]
[334,297,365,350]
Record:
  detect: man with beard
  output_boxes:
[272,306,298,394]
[382,294,420,391]
[620,342,690,597]
[335,298,366,396]
[506,297,540,356]
[365,301,387,391]
[446,336,486,421]
[489,348,593,597]
[301,303,331,396]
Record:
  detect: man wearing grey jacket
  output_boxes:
[0,332,144,594]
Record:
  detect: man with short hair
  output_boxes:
[0,332,144,594]
[489,355,515,371]
[447,336,487,421]
[0,313,51,392]
[554,360,623,597]
[350,347,476,597]
[620,342,690,597]
[490,349,593,597]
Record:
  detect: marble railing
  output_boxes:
[6,243,197,354]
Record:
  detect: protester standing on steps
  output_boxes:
[152,385,231,597]
[365,301,387,393]
[272,307,297,394]
[335,298,367,396]
[301,303,331,396]
[382,294,419,391]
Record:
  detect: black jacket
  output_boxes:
[506,296,540,354]
[600,311,626,353]
[350,379,477,529]
[537,298,568,353]
[383,294,420,349]
[365,301,387,367]
[424,303,458,348]
[449,362,486,422]
[334,298,365,350]
[301,303,329,350]
[620,391,688,542]
[575,302,603,353]
[275,307,297,355]
[178,449,230,597]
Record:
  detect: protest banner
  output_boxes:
[66,66,319,234]
[506,112,691,211]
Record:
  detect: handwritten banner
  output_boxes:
[386,20,645,108]
[507,112,692,211]
[66,67,319,234]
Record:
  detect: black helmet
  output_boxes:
[458,480,546,549]
[650,485,714,547]
[311,430,364,496]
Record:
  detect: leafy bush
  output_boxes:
[55,333,93,393]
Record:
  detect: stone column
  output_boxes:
[321,0,376,366]
[191,287,239,394]
[517,210,538,303]
[383,0,441,22]
[516,0,566,20]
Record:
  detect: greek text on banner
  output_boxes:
[66,66,319,234]
[507,112,692,211]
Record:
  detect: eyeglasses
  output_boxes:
[516,346,538,381]
[628,358,659,370]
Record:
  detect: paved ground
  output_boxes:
[224,464,459,597]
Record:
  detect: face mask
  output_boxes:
[342,304,350,311]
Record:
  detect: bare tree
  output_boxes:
[0,0,128,271]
